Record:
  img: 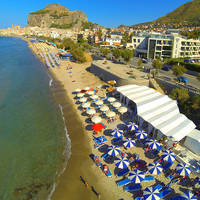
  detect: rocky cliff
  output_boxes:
[28,4,87,29]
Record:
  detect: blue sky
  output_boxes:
[0,0,191,28]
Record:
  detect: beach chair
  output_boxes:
[94,136,107,145]
[143,176,155,182]
[117,179,131,187]
[101,153,109,160]
[160,187,172,198]
[124,184,141,192]
[154,183,163,191]
[135,198,144,200]
[113,137,123,143]
[116,168,129,177]
[163,162,173,170]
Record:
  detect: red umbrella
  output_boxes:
[80,89,87,93]
[92,123,104,132]
[88,88,93,91]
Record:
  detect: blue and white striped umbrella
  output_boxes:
[128,170,145,183]
[107,146,121,156]
[115,156,129,169]
[136,130,147,140]
[146,139,161,150]
[143,186,160,200]
[123,138,136,148]
[176,163,191,176]
[181,191,197,200]
[148,162,163,175]
[111,128,123,138]
[161,150,176,163]
[127,122,138,131]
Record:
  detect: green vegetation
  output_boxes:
[137,59,142,69]
[172,65,187,77]
[180,30,200,39]
[100,48,111,57]
[81,21,98,30]
[96,29,103,40]
[80,43,92,51]
[50,12,69,19]
[152,59,163,75]
[170,88,189,104]
[71,48,86,63]
[112,48,122,60]
[30,9,49,14]
[197,73,200,82]
[50,23,73,29]
[121,49,133,63]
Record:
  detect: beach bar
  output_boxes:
[115,84,196,142]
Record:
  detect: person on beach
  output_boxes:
[85,181,89,189]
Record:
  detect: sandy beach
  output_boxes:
[27,40,198,200]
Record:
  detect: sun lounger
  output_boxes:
[124,184,141,192]
[163,162,173,170]
[113,137,122,143]
[154,183,163,191]
[160,187,172,198]
[100,122,107,129]
[116,168,129,177]
[135,198,144,200]
[143,176,155,182]
[94,136,107,145]
[101,153,109,160]
[117,178,131,187]
[103,166,112,177]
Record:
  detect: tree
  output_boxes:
[100,48,110,57]
[172,65,187,77]
[191,95,200,109]
[70,47,86,63]
[81,43,92,51]
[121,33,130,44]
[62,38,78,50]
[77,37,85,44]
[112,48,121,60]
[96,29,103,41]
[152,59,163,75]
[121,49,133,64]
[137,59,142,69]
[170,88,189,104]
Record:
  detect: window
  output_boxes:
[134,39,136,42]
[138,39,140,43]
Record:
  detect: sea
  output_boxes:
[0,37,70,200]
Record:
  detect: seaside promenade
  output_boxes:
[28,40,200,200]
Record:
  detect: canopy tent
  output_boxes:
[116,84,196,141]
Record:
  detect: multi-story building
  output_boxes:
[130,32,200,59]
[105,32,122,46]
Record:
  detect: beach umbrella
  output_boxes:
[79,97,87,103]
[112,102,121,108]
[176,163,191,176]
[92,123,104,132]
[148,162,163,175]
[75,88,81,93]
[115,156,129,169]
[87,91,95,95]
[143,186,160,200]
[111,128,123,138]
[123,138,136,148]
[107,146,121,156]
[118,107,128,114]
[90,95,99,100]
[84,87,90,91]
[128,170,145,183]
[100,105,109,112]
[161,150,176,163]
[95,100,104,106]
[107,97,116,103]
[86,109,96,115]
[82,102,91,108]
[106,111,116,118]
[181,191,197,200]
[77,93,84,98]
[136,130,147,140]
[91,116,102,124]
[127,122,138,131]
[146,139,161,150]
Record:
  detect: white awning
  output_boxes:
[116,84,196,141]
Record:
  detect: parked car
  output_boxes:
[142,58,148,63]
[177,76,188,84]
[162,66,171,71]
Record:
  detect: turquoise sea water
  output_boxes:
[0,37,68,200]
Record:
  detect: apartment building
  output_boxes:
[131,32,200,59]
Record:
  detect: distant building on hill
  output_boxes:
[127,32,200,59]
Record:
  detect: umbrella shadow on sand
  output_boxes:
[117,123,128,130]
[85,124,92,131]
[103,129,112,136]
[85,118,92,123]
[81,111,88,116]
[98,144,109,153]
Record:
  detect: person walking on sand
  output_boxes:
[85,181,89,189]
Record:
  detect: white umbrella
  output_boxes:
[95,100,104,106]
[118,107,128,113]
[86,109,96,115]
[106,111,116,118]
[87,91,94,95]
[107,97,116,103]
[112,102,121,108]
[75,88,81,92]
[84,87,90,91]
[79,97,87,103]
[90,95,99,100]
[82,102,91,108]
[100,105,109,112]
[77,93,84,98]
[91,116,102,123]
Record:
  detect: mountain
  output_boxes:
[28,4,88,29]
[153,0,200,26]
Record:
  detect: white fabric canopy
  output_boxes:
[116,84,196,141]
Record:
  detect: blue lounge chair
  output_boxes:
[94,136,107,145]
[163,162,173,170]
[116,168,129,177]
[113,137,122,143]
[160,187,172,198]
[135,198,144,200]
[101,153,109,160]
[117,179,131,187]
[124,184,141,192]
[143,176,155,182]
[154,183,163,191]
